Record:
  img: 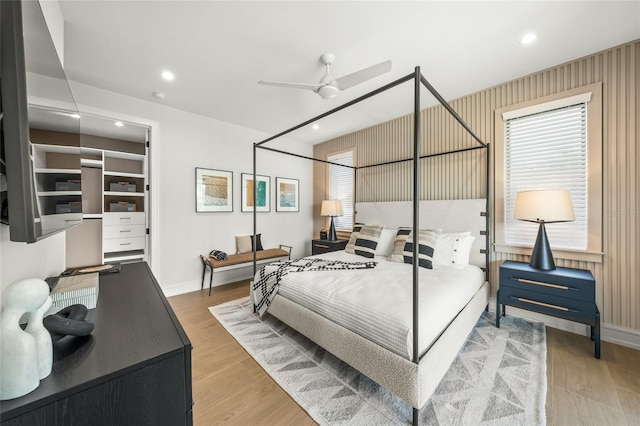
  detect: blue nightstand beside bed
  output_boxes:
[497,260,600,359]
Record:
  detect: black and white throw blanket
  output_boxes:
[252,257,377,316]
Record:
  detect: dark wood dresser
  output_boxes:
[0,262,193,425]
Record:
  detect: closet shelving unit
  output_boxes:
[32,143,83,234]
[29,128,148,266]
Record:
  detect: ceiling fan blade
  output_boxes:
[258,80,322,92]
[333,60,392,90]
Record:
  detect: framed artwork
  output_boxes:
[276,177,299,212]
[241,173,270,212]
[195,168,233,212]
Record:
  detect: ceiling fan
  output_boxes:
[258,53,392,99]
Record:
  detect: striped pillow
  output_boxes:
[389,227,412,263]
[403,229,441,269]
[345,223,364,254]
[353,225,383,258]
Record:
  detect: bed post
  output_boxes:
[252,143,258,311]
[412,66,421,426]
[354,167,358,222]
[485,143,491,283]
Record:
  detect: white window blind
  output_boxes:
[328,151,354,230]
[505,103,588,250]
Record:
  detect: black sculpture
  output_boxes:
[43,305,94,342]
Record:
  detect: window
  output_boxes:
[327,150,354,230]
[494,83,602,261]
[504,102,587,250]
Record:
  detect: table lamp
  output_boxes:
[321,200,343,241]
[513,189,575,270]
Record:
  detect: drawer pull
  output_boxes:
[315,244,329,249]
[517,278,570,290]
[514,297,573,312]
[120,217,132,221]
[120,230,132,233]
[120,242,132,246]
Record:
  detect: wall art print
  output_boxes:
[196,168,233,212]
[241,173,270,212]
[276,177,299,212]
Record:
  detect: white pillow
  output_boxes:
[235,235,252,254]
[433,232,475,267]
[374,228,396,257]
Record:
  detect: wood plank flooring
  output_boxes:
[168,281,640,425]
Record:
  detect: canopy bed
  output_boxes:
[250,67,489,425]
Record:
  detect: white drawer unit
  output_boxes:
[103,236,146,253]
[103,224,146,239]
[103,212,146,262]
[103,212,146,226]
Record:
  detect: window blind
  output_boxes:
[328,151,354,230]
[505,103,587,250]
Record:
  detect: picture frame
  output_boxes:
[241,173,270,212]
[195,167,233,212]
[276,177,299,212]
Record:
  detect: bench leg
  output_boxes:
[208,268,214,296]
[201,264,206,291]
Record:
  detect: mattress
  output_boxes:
[273,250,485,359]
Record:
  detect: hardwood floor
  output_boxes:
[168,281,640,425]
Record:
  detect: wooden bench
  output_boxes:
[200,245,292,295]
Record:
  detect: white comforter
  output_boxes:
[273,250,485,359]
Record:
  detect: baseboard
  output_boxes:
[161,267,254,298]
[489,296,640,350]
[162,280,202,298]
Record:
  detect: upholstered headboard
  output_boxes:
[356,199,488,269]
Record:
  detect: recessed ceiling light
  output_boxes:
[161,70,175,81]
[312,124,319,130]
[114,121,124,127]
[520,33,536,45]
[153,91,166,99]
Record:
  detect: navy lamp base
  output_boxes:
[328,216,337,241]
[529,222,555,270]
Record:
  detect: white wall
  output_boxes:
[0,230,66,295]
[68,82,314,296]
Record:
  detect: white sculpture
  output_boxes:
[0,278,52,400]
[25,296,54,379]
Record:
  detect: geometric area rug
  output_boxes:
[209,298,547,425]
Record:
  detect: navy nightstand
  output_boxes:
[497,260,600,359]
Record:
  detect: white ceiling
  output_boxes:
[58,1,640,145]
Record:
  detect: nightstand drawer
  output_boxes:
[499,286,597,323]
[500,261,595,303]
[312,239,348,255]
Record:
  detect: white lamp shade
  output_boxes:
[514,190,575,223]
[321,200,343,217]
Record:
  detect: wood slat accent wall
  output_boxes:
[313,40,639,331]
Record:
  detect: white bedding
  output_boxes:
[274,250,485,360]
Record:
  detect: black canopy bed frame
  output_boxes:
[250,67,490,425]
